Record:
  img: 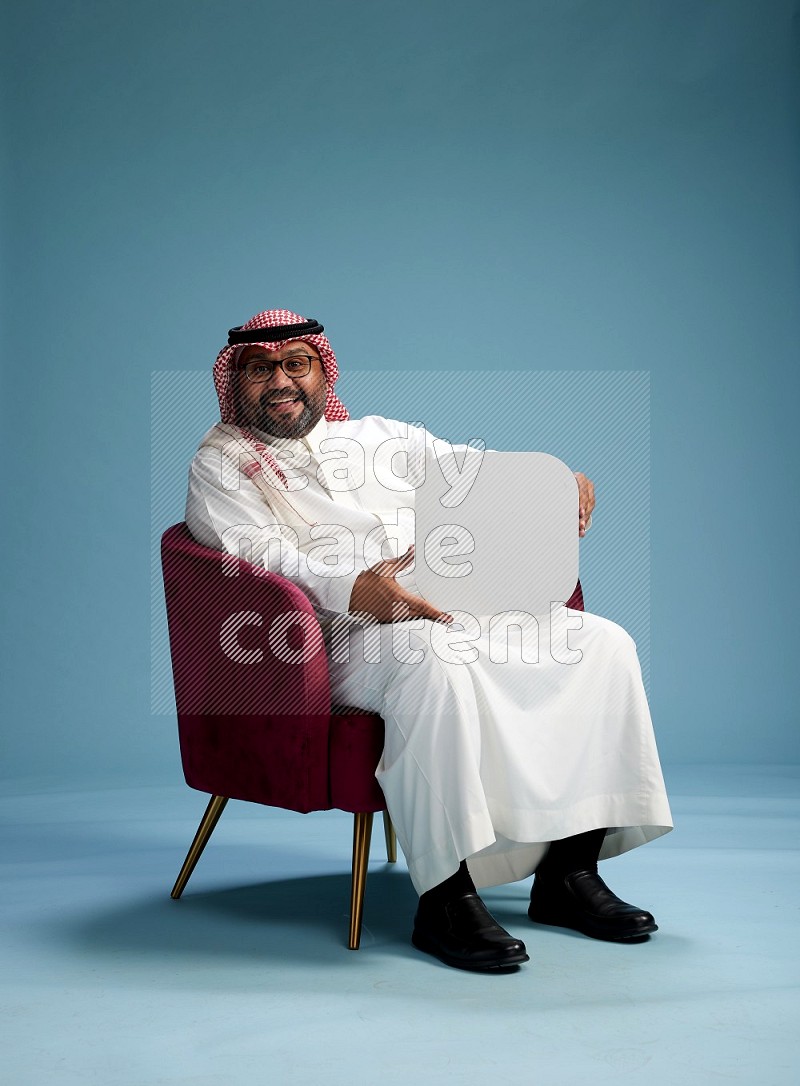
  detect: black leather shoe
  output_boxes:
[528,869,658,942]
[412,892,530,972]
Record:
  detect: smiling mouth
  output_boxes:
[263,395,305,417]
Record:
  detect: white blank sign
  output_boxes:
[413,450,579,617]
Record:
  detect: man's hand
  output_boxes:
[574,472,595,537]
[348,544,454,625]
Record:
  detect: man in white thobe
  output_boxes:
[185,308,673,972]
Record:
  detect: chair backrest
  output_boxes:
[161,523,333,810]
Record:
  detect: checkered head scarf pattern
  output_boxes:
[213,308,348,425]
[211,309,348,490]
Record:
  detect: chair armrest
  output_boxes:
[163,530,331,718]
[162,524,335,810]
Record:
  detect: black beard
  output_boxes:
[252,391,318,439]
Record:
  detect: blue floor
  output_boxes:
[1,765,798,1085]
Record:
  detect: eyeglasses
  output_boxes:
[240,354,315,383]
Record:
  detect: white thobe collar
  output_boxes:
[300,414,329,457]
[248,415,364,508]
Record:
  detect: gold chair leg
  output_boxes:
[171,795,228,899]
[348,811,374,950]
[382,810,397,863]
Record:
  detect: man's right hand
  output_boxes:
[348,544,453,625]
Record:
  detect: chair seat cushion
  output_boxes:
[328,709,386,812]
[180,711,331,812]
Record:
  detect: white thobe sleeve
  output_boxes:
[185,449,360,615]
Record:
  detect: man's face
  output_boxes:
[232,341,328,439]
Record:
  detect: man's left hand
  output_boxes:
[574,472,595,537]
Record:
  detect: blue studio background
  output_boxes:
[2,0,799,787]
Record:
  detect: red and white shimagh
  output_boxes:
[212,308,348,488]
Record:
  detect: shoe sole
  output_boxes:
[411,930,530,972]
[528,908,658,942]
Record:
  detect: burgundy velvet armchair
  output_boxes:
[161,521,584,950]
[161,521,395,949]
